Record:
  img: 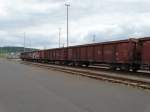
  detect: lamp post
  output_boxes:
[65,1,70,48]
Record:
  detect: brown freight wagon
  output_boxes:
[26,51,34,60]
[32,51,39,62]
[68,47,81,65]
[139,37,150,70]
[54,49,60,61]
[60,48,67,61]
[52,49,57,61]
[43,49,56,63]
[67,45,90,66]
[39,50,45,62]
[68,48,73,61]
[21,51,35,61]
[97,39,139,71]
[43,48,67,64]
[44,49,50,62]
[67,39,139,71]
[105,39,139,71]
[20,52,27,60]
[44,49,56,63]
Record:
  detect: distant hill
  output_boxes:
[0,47,38,54]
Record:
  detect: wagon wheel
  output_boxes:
[110,65,117,70]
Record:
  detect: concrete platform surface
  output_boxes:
[0,59,150,112]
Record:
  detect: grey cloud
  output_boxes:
[83,23,150,43]
[0,0,150,49]
[0,1,66,30]
[31,0,63,3]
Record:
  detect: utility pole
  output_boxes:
[24,32,26,52]
[93,34,96,43]
[29,38,32,49]
[63,43,65,48]
[65,1,70,48]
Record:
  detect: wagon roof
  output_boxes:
[22,37,150,53]
[66,38,137,48]
[138,37,150,41]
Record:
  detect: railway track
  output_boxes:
[76,65,150,78]
[21,61,150,90]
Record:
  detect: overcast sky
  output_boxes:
[0,0,150,49]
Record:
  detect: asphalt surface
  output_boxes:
[0,59,150,112]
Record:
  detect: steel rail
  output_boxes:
[21,61,150,90]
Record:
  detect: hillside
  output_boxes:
[0,47,38,54]
[0,47,38,58]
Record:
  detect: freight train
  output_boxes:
[20,37,150,72]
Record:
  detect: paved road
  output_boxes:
[0,59,150,112]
